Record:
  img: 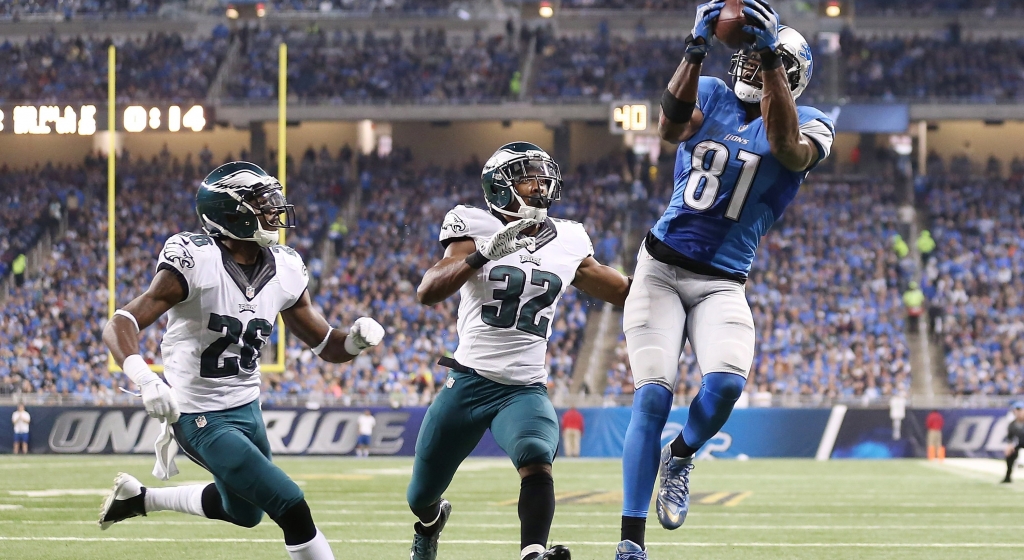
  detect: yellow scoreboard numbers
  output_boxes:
[610,100,651,134]
[0,104,212,135]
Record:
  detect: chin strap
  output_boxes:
[491,191,549,222]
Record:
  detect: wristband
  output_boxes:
[661,90,697,124]
[122,354,159,387]
[312,327,333,356]
[683,33,708,63]
[759,49,782,70]
[465,251,489,269]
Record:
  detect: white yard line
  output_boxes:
[0,520,1019,530]
[0,537,1022,548]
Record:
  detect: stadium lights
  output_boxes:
[824,1,841,17]
[539,1,554,18]
[225,6,239,18]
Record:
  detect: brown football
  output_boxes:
[714,0,755,50]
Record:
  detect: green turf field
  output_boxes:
[0,455,1020,559]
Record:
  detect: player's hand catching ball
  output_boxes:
[477,218,539,261]
[742,0,781,52]
[692,1,726,44]
[345,317,385,355]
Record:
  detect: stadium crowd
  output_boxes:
[924,172,1024,396]
[603,178,913,405]
[228,27,519,103]
[841,32,1024,102]
[0,30,229,103]
[0,0,164,19]
[267,0,453,14]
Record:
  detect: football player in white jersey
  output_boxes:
[98,162,385,560]
[406,142,631,560]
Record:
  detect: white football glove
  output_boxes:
[477,218,539,261]
[141,379,181,423]
[344,317,385,355]
[123,354,180,423]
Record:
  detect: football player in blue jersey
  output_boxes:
[614,1,834,558]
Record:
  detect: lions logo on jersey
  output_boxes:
[162,241,195,269]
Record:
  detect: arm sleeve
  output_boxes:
[439,206,497,248]
[156,234,200,301]
[798,108,836,168]
[273,246,310,309]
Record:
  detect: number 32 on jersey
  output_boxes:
[683,140,761,221]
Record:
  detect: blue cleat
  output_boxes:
[614,540,647,560]
[410,499,451,560]
[656,444,694,529]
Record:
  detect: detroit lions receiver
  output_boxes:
[615,1,834,558]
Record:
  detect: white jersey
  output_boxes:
[439,205,593,385]
[157,232,308,413]
[12,411,30,433]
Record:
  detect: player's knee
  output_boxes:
[407,479,438,512]
[513,436,556,468]
[705,371,746,402]
[630,346,672,388]
[272,499,318,546]
[230,506,265,528]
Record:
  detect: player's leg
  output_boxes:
[619,247,687,554]
[407,371,489,560]
[101,402,332,560]
[185,402,331,559]
[1004,446,1019,483]
[671,280,752,458]
[490,386,565,560]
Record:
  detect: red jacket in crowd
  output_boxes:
[926,411,944,431]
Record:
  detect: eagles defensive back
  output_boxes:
[407,142,631,560]
[98,162,385,560]
[615,2,834,558]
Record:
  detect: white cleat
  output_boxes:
[98,472,147,530]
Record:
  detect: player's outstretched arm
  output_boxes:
[743,0,818,171]
[281,290,384,363]
[658,1,722,143]
[572,256,631,308]
[102,269,185,422]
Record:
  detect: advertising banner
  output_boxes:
[4,405,1010,459]
[0,406,503,457]
[831,407,1017,459]
[577,407,831,458]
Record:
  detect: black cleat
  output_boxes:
[98,473,147,530]
[530,544,571,560]
[410,499,451,560]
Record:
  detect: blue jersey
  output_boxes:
[651,77,835,279]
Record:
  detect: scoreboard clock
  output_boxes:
[0,104,213,135]
[609,100,651,134]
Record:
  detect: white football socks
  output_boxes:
[143,484,207,517]
[285,529,335,560]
